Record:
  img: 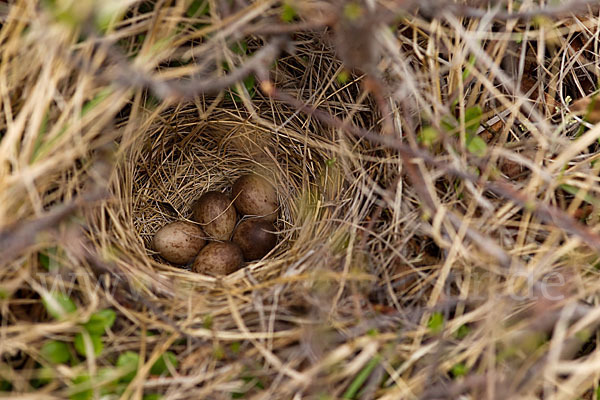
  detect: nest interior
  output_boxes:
[124,104,377,279]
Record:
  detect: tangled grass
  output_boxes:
[2,0,600,399]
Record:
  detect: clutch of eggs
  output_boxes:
[152,173,280,275]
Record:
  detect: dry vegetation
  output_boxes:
[3,0,600,399]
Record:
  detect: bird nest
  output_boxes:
[5,1,600,399]
[110,101,387,287]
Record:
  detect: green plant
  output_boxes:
[455,324,470,340]
[143,395,163,400]
[83,309,116,335]
[150,352,178,376]
[281,2,297,22]
[231,375,265,399]
[74,332,104,357]
[42,293,77,320]
[427,312,444,334]
[342,355,381,399]
[70,374,92,400]
[450,362,468,378]
[41,340,70,364]
[186,0,209,18]
[116,351,140,382]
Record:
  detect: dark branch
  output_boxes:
[260,81,600,254]
[110,37,289,101]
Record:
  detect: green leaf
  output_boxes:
[343,2,363,21]
[83,309,116,335]
[418,126,439,147]
[243,75,255,94]
[95,0,129,32]
[454,324,470,340]
[466,135,487,157]
[427,312,444,334]
[70,374,92,400]
[450,362,468,378]
[81,88,112,117]
[464,106,482,136]
[150,351,178,376]
[281,2,296,22]
[97,367,121,395]
[575,329,591,343]
[366,328,379,337]
[44,0,93,27]
[31,111,49,163]
[186,0,208,18]
[342,355,381,399]
[230,40,248,55]
[42,293,77,320]
[559,184,600,208]
[31,124,68,162]
[31,366,54,387]
[230,341,241,354]
[337,70,350,84]
[441,114,457,133]
[462,54,476,81]
[38,247,58,271]
[143,395,163,400]
[213,344,225,360]
[230,75,256,103]
[41,340,70,364]
[116,351,140,382]
[74,333,104,357]
[39,253,51,270]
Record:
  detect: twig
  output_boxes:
[408,0,599,20]
[0,187,108,265]
[259,81,600,254]
[445,0,599,20]
[109,36,289,101]
[243,20,333,36]
[0,146,114,265]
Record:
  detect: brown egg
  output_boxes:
[152,221,206,265]
[232,219,277,261]
[192,241,244,275]
[232,174,278,222]
[191,191,237,240]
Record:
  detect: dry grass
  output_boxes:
[2,0,600,399]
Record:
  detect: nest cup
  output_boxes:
[111,105,363,286]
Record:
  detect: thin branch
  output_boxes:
[260,81,600,254]
[0,187,108,265]
[0,147,114,265]
[109,37,289,101]
[243,20,332,36]
[406,0,599,20]
[447,0,599,20]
